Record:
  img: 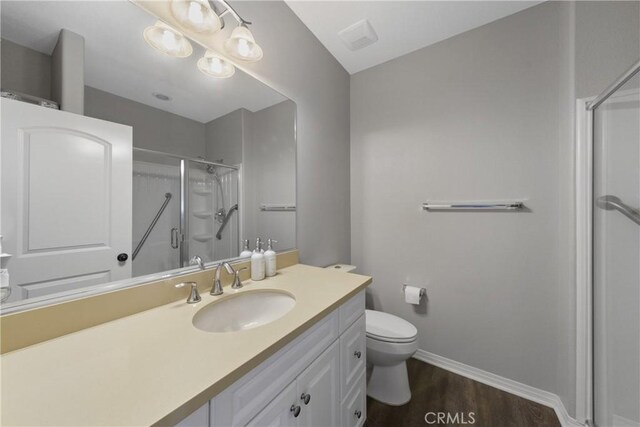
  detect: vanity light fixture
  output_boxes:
[224,24,263,62]
[143,21,193,58]
[197,51,235,78]
[170,0,222,34]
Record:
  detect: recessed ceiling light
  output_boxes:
[152,92,172,101]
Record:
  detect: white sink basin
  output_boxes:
[192,290,296,333]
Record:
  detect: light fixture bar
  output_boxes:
[210,0,251,26]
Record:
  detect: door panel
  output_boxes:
[246,381,298,427]
[1,98,132,302]
[296,340,340,427]
[593,74,640,426]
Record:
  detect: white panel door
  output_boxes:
[296,340,340,427]
[1,98,132,301]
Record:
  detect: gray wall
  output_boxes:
[244,101,297,250]
[205,108,245,166]
[351,0,577,415]
[85,86,206,158]
[0,38,51,99]
[231,1,351,267]
[205,101,297,251]
[575,1,640,99]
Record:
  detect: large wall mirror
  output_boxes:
[0,1,296,311]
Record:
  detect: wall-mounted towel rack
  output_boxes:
[260,204,296,212]
[422,201,525,211]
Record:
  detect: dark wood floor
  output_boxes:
[365,359,560,427]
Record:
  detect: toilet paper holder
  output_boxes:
[402,284,426,297]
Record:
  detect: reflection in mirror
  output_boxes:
[0,1,296,310]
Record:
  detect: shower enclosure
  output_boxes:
[132,148,239,277]
[589,61,639,427]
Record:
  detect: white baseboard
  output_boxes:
[613,414,640,427]
[413,349,583,427]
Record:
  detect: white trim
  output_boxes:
[575,96,595,424]
[613,414,640,427]
[413,350,584,427]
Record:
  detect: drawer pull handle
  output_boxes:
[290,405,301,418]
[355,410,362,419]
[354,350,362,359]
[300,393,311,405]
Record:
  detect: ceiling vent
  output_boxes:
[338,19,378,51]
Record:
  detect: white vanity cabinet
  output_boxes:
[193,290,365,427]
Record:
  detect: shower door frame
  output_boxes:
[575,60,640,426]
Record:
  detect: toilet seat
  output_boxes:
[366,310,417,343]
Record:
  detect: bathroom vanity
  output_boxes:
[182,290,366,427]
[0,263,371,426]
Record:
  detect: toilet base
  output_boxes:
[367,361,411,406]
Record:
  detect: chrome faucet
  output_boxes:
[190,255,205,270]
[175,282,201,304]
[212,262,235,296]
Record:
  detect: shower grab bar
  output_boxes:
[422,201,524,211]
[260,204,296,212]
[216,204,238,240]
[596,195,640,226]
[132,193,172,260]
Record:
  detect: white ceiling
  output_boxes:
[1,1,286,123]
[285,1,543,74]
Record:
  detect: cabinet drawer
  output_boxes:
[339,291,365,334]
[340,314,366,400]
[212,311,339,426]
[342,370,366,427]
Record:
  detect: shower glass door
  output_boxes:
[592,70,640,427]
[132,149,182,277]
[184,160,239,266]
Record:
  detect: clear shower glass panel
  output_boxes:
[132,150,182,277]
[185,160,239,265]
[593,72,640,427]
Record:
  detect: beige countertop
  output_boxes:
[0,264,371,426]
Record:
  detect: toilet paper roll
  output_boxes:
[404,285,422,305]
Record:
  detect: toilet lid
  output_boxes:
[365,310,417,343]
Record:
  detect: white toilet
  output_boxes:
[324,265,419,405]
[366,309,418,406]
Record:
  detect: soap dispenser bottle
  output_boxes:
[251,238,265,281]
[240,239,252,258]
[264,239,277,277]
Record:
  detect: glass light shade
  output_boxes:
[224,25,263,62]
[197,51,235,78]
[143,21,193,58]
[170,0,221,34]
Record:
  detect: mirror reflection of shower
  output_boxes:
[132,149,239,277]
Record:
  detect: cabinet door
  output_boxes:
[342,371,366,427]
[175,402,209,427]
[340,315,366,399]
[296,340,340,427]
[246,381,298,427]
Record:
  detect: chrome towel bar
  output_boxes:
[260,204,296,212]
[422,201,525,211]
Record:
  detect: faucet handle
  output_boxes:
[232,267,248,289]
[176,282,201,304]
